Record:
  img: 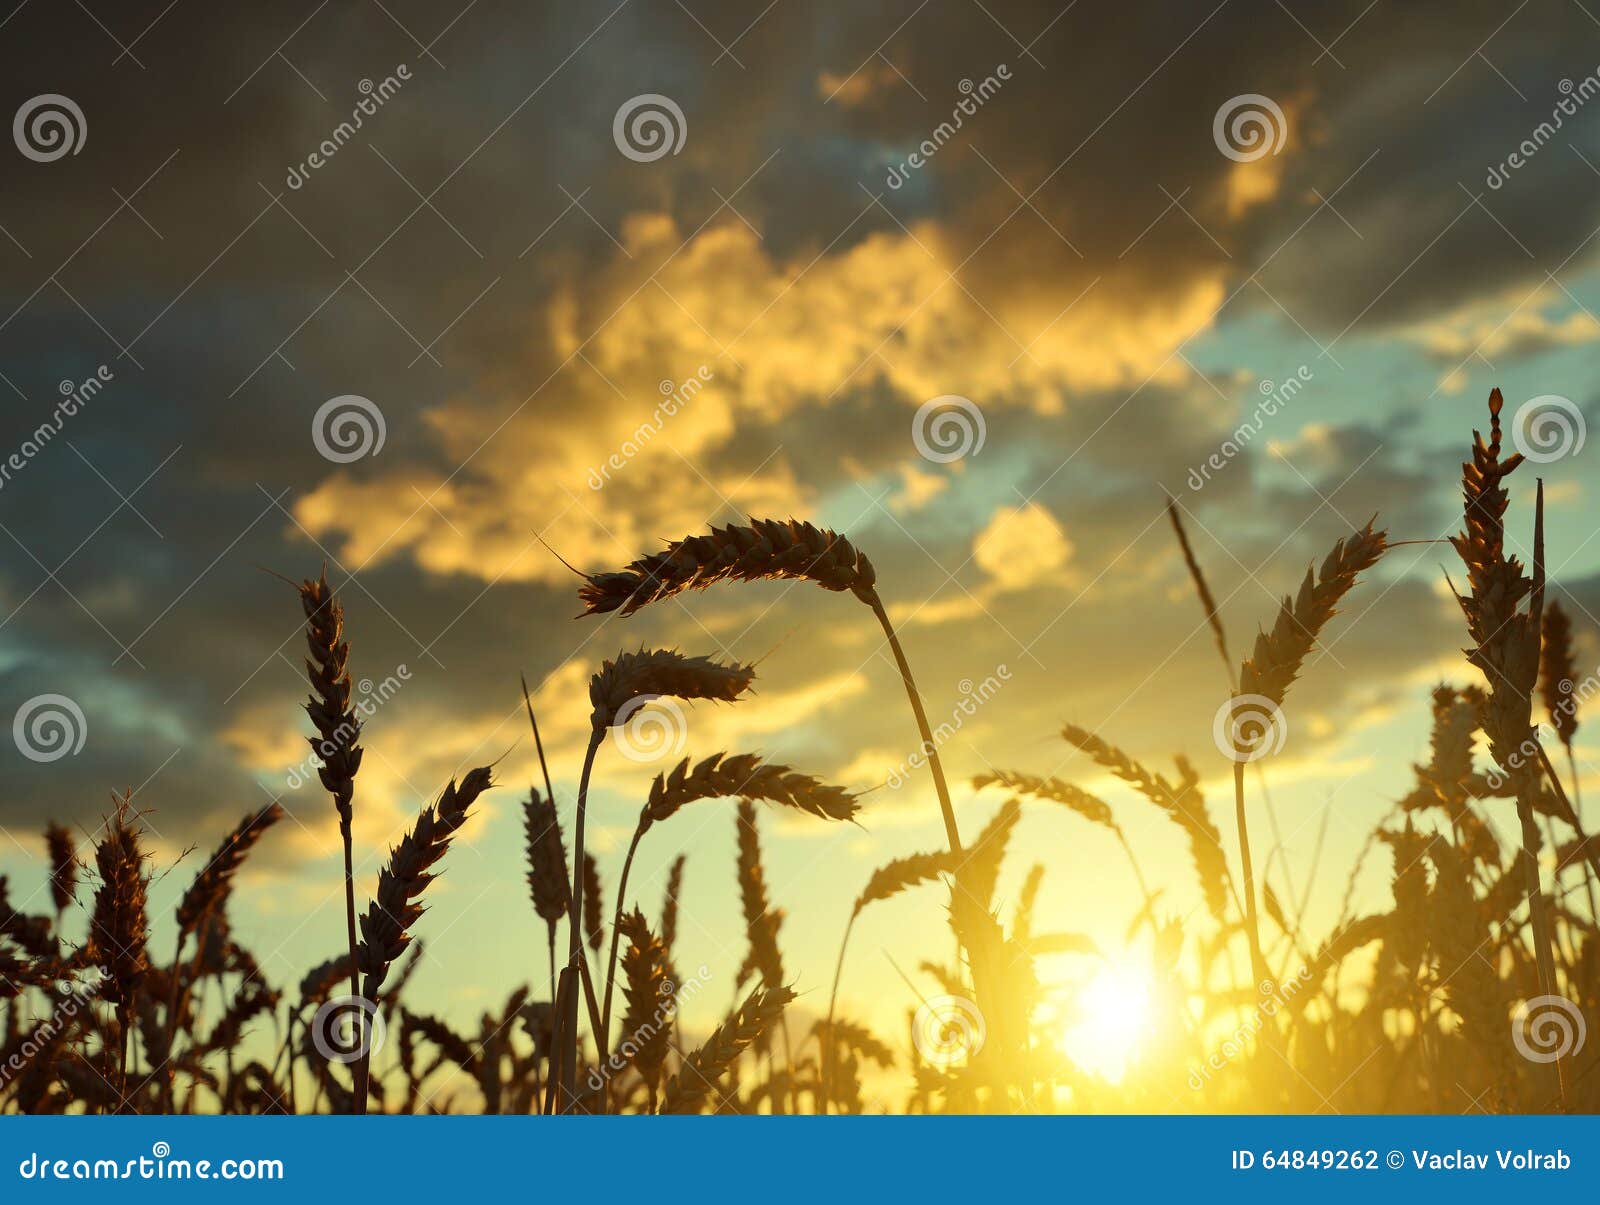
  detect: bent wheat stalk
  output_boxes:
[599,753,856,1059]
[578,518,963,854]
[562,650,757,1110]
[822,848,961,1113]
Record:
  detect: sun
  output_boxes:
[1059,962,1154,1083]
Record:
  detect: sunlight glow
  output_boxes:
[1061,964,1154,1084]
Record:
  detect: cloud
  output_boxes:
[3,0,1598,956]
[974,502,1073,592]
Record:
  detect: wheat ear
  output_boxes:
[355,766,494,1110]
[975,769,1152,903]
[615,909,673,1109]
[561,649,757,1107]
[658,984,795,1114]
[43,823,76,924]
[578,518,963,856]
[88,792,149,1113]
[599,752,854,1059]
[822,847,961,1112]
[1230,520,1387,984]
[1060,726,1234,922]
[165,802,283,1108]
[296,571,366,1110]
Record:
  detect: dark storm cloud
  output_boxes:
[2,0,1596,851]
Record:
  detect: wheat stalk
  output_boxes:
[657,984,795,1114]
[822,847,961,1112]
[589,648,755,728]
[1448,392,1566,1107]
[559,649,756,1109]
[295,570,366,1110]
[175,804,284,940]
[975,769,1152,903]
[734,799,785,994]
[165,801,283,1109]
[522,788,570,992]
[599,752,854,1063]
[43,823,76,924]
[582,854,605,959]
[578,518,964,856]
[1166,494,1235,686]
[1540,599,1596,921]
[88,792,149,1113]
[615,909,672,1109]
[1236,521,1388,708]
[355,766,494,1110]
[660,854,685,955]
[1060,726,1233,922]
[1230,520,1387,985]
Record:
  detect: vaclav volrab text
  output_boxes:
[1410,1150,1570,1171]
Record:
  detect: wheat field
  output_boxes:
[0,389,1595,1116]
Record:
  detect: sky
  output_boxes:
[4,0,1600,1081]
